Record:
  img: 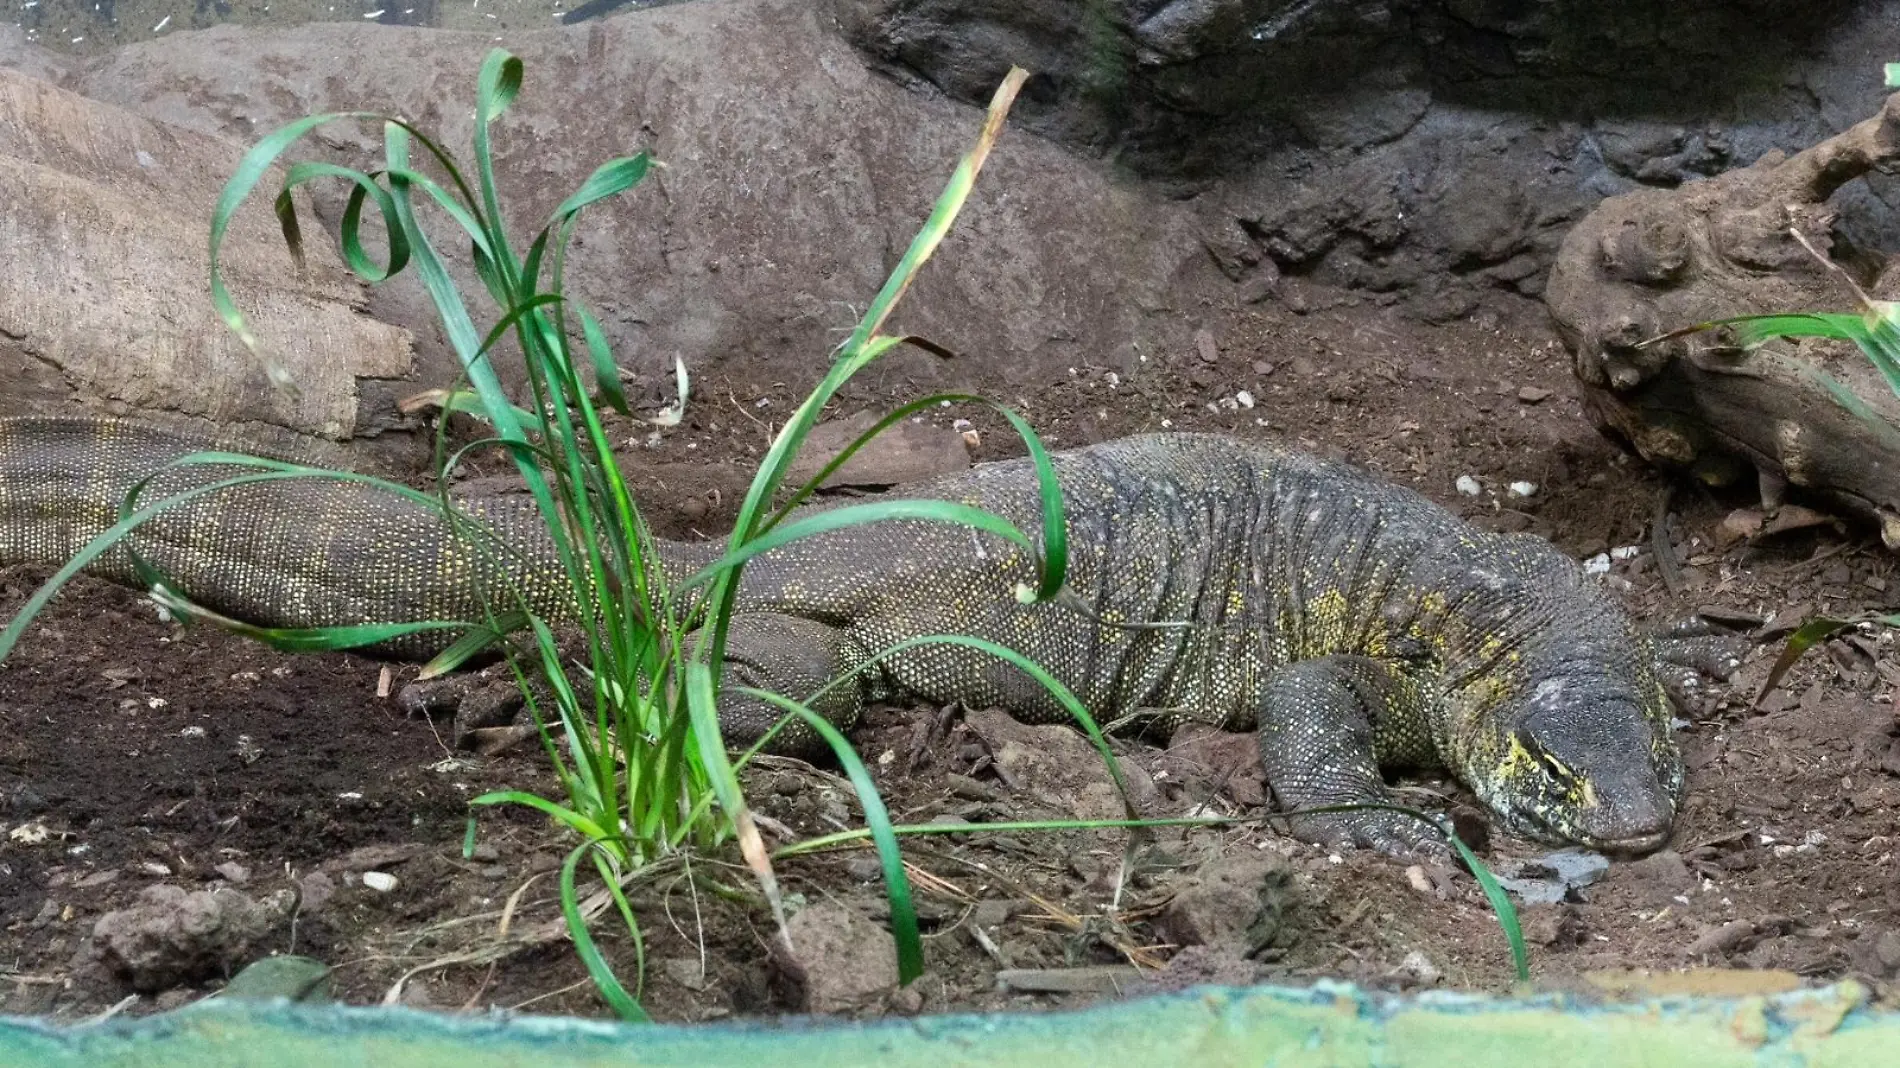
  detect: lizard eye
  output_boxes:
[1515,730,1574,783]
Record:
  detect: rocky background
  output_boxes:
[838,0,1900,320]
[2,0,1898,455]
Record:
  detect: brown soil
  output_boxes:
[3,291,1898,1023]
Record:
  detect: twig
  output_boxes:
[84,994,139,1024]
[1651,483,1683,594]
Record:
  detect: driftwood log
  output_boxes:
[1546,91,1900,550]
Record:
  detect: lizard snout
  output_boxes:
[1571,776,1675,857]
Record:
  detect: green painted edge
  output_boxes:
[0,980,1889,1067]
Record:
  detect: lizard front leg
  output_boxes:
[1255,655,1449,858]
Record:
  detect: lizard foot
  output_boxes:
[1278,806,1452,860]
[1648,615,1755,712]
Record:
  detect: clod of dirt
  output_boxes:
[396,668,527,750]
[659,957,714,992]
[1518,903,1586,947]
[1393,949,1442,986]
[88,884,291,994]
[1715,509,1765,549]
[1156,846,1295,956]
[1128,944,1260,997]
[1684,920,1760,960]
[1195,328,1221,364]
[965,708,1158,819]
[1152,723,1267,808]
[1871,929,1900,977]
[296,871,336,916]
[1620,850,1694,906]
[769,901,900,1015]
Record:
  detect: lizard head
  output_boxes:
[1470,637,1685,856]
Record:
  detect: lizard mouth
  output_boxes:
[1585,828,1670,857]
[1507,800,1671,857]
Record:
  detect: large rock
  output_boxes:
[55,0,1202,422]
[834,0,1863,172]
[0,66,415,460]
[88,884,291,994]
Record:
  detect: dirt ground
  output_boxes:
[3,287,1899,1024]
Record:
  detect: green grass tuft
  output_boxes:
[194,55,1071,1015]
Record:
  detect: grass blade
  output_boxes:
[209,109,386,390]
[416,611,528,679]
[1723,312,1868,348]
[558,844,649,1022]
[1756,616,1856,707]
[553,155,653,220]
[144,588,479,653]
[735,687,924,985]
[469,790,615,844]
[1447,833,1529,982]
[682,500,1042,595]
[576,303,629,416]
[277,161,409,281]
[838,69,1027,357]
[591,850,648,1001]
[728,67,1030,539]
[683,662,788,946]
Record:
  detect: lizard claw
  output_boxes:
[1653,632,1749,679]
[1280,808,1453,860]
[1649,617,1754,714]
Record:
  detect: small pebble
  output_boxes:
[362,871,398,892]
[1195,329,1220,364]
[1517,386,1554,404]
[1874,930,1900,974]
[1507,481,1537,497]
[1398,950,1441,984]
[1454,475,1482,496]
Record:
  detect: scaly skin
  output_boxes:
[0,418,1738,856]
